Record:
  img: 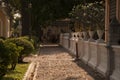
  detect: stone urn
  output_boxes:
[75,32,79,42]
[78,32,83,40]
[88,31,95,41]
[82,31,87,40]
[97,30,104,42]
[71,33,74,39]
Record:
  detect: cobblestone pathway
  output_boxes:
[26,44,94,80]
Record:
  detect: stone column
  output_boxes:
[116,0,120,22]
[105,0,110,42]
[69,33,74,52]
[77,32,84,59]
[107,0,120,80]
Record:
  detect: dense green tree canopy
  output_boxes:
[5,0,102,36]
[31,0,101,35]
[5,0,102,25]
[31,0,102,24]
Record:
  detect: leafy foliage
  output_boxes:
[5,0,103,36]
[69,1,105,31]
[0,39,23,77]
[4,41,23,70]
[4,0,21,11]
[19,36,39,48]
[0,39,9,77]
[6,38,34,62]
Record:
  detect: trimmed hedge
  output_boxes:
[4,41,23,70]
[0,39,23,77]
[6,38,34,62]
[0,39,10,77]
[0,37,35,78]
[19,36,39,48]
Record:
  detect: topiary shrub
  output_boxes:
[19,36,34,44]
[19,36,29,40]
[0,39,11,77]
[0,38,24,78]
[4,41,23,70]
[31,36,39,48]
[6,38,34,62]
[19,36,38,48]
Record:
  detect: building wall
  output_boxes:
[41,23,70,43]
[105,0,120,43]
[0,7,10,38]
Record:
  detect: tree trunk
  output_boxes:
[21,0,30,36]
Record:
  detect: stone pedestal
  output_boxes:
[96,43,109,76]
[110,46,120,80]
[71,33,76,55]
[109,18,120,80]
[63,33,70,49]
[82,41,89,64]
[73,32,79,55]
[88,42,98,69]
[60,34,63,45]
[77,39,84,59]
[69,33,74,52]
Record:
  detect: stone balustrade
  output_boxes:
[69,32,79,55]
[60,31,120,80]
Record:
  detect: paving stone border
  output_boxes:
[33,62,39,80]
[23,62,36,80]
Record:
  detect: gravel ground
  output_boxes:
[31,44,94,80]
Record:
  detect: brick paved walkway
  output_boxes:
[31,44,94,80]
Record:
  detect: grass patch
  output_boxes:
[2,63,29,80]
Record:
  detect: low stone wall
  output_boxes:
[60,32,120,80]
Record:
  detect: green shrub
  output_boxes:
[6,38,34,62]
[4,41,23,70]
[19,36,34,44]
[0,39,24,78]
[19,36,40,49]
[0,39,11,77]
[19,36,39,48]
[31,36,39,48]
[19,36,29,40]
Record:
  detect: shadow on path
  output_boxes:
[34,44,94,80]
